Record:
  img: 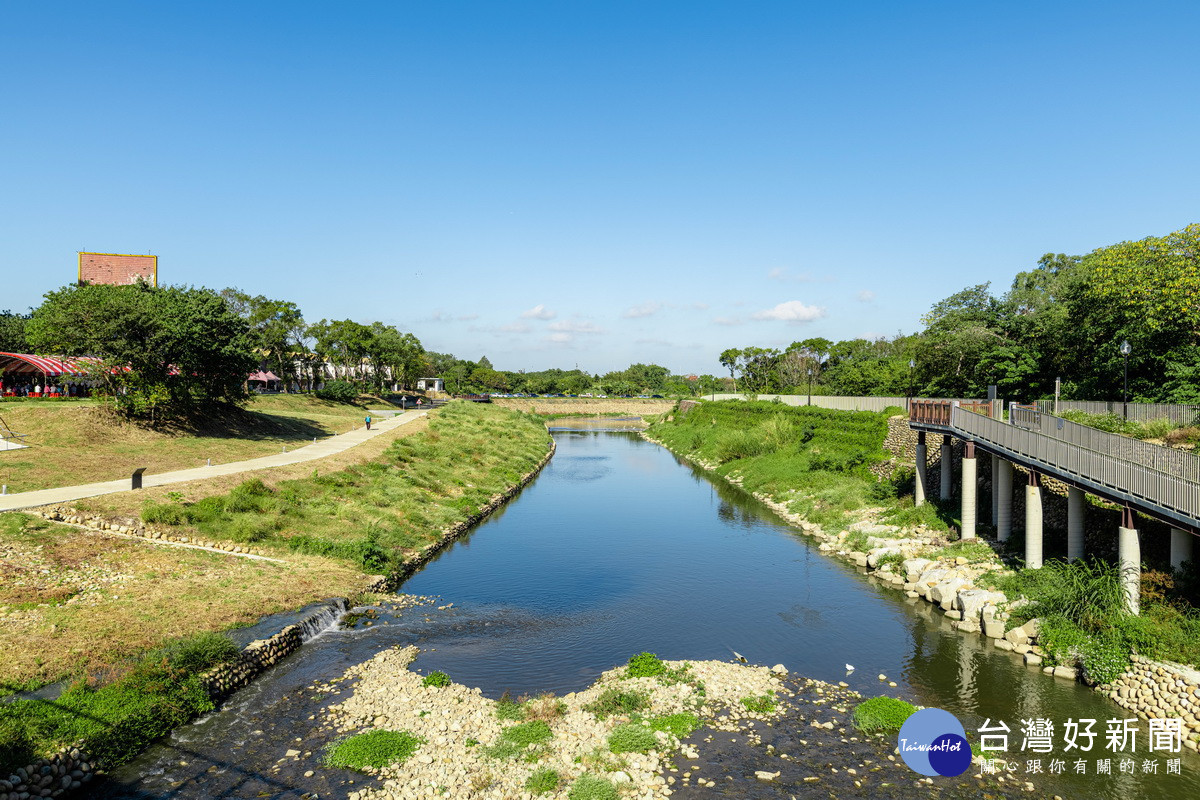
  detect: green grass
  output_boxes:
[421,671,451,688]
[526,767,563,794]
[646,713,701,739]
[324,730,424,771]
[928,539,998,563]
[608,723,659,753]
[495,691,526,721]
[739,694,777,714]
[568,774,619,800]
[852,697,917,733]
[138,402,551,573]
[626,651,667,678]
[484,720,553,759]
[583,688,649,720]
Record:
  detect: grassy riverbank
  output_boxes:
[0,394,391,492]
[648,400,949,534]
[0,402,552,773]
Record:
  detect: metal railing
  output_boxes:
[1036,400,1200,426]
[1010,405,1200,485]
[908,399,994,426]
[953,406,1200,522]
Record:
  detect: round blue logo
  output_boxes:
[897,708,971,777]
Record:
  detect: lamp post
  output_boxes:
[908,359,915,412]
[1119,339,1131,419]
[807,366,813,406]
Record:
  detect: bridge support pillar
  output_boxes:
[914,431,927,507]
[960,441,977,540]
[1170,527,1193,572]
[996,458,1013,542]
[940,440,952,501]
[1119,506,1140,615]
[991,454,999,527]
[1067,486,1085,562]
[1025,471,1043,568]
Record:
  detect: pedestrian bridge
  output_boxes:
[908,400,1198,614]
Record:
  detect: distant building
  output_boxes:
[78,252,157,286]
[417,378,445,392]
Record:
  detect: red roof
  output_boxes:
[0,352,102,377]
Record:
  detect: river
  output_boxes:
[95,422,1200,799]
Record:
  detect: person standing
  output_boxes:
[365,414,372,430]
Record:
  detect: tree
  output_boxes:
[221,289,305,391]
[0,310,30,353]
[26,282,255,419]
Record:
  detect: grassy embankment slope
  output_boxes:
[0,393,393,492]
[648,400,1200,677]
[0,401,551,771]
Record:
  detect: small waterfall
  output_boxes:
[293,597,350,642]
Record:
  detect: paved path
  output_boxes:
[0,410,428,512]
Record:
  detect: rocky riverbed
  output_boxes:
[306,648,1044,800]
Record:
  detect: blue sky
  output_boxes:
[3,1,1197,376]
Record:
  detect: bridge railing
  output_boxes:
[1010,405,1200,485]
[909,399,993,426]
[953,406,1200,522]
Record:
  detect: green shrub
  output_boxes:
[583,688,649,720]
[647,713,701,739]
[324,730,424,771]
[140,502,189,525]
[526,767,562,794]
[852,696,917,733]
[740,694,777,714]
[568,774,619,800]
[874,551,905,571]
[842,531,869,552]
[422,671,451,688]
[626,652,667,678]
[484,720,553,759]
[1077,635,1130,686]
[158,631,240,673]
[608,723,658,753]
[316,380,360,403]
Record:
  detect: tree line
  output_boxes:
[720,223,1200,404]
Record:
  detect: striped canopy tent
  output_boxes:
[0,352,101,379]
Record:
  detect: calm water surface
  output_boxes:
[102,425,1200,799]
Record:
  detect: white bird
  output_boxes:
[732,650,748,663]
[845,664,855,672]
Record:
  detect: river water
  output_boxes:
[97,423,1200,799]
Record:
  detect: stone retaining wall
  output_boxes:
[1099,656,1200,733]
[4,439,558,800]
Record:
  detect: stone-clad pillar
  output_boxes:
[940,441,952,501]
[1170,527,1193,572]
[1025,471,1043,569]
[961,440,977,540]
[1119,506,1141,615]
[1067,486,1085,562]
[915,431,927,507]
[996,458,1013,542]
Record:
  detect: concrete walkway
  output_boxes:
[0,410,428,512]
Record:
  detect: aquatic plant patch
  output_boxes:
[324,730,425,771]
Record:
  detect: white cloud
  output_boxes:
[856,290,876,303]
[767,267,815,283]
[622,302,661,319]
[547,332,573,344]
[751,300,826,323]
[713,316,743,326]
[521,304,556,320]
[498,322,531,333]
[691,302,710,311]
[548,319,602,334]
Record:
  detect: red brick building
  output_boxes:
[77,252,157,286]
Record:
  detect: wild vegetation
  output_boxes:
[648,400,948,534]
[720,223,1200,404]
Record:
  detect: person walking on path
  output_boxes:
[365,414,372,431]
